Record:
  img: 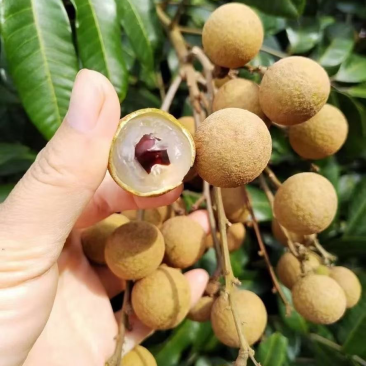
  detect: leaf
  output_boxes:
[343,83,366,99]
[326,238,366,258]
[335,54,366,83]
[246,185,273,222]
[0,184,14,202]
[71,0,127,101]
[316,156,340,191]
[1,0,78,139]
[0,143,34,165]
[0,143,36,176]
[257,333,288,366]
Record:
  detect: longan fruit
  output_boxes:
[221,187,249,223]
[131,266,191,330]
[178,116,196,136]
[206,223,246,252]
[203,3,263,68]
[188,296,214,322]
[122,345,157,366]
[292,274,347,324]
[105,221,165,280]
[123,207,169,228]
[271,218,306,247]
[194,108,272,187]
[214,76,231,88]
[273,173,337,235]
[259,57,330,125]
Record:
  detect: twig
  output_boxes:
[264,166,282,189]
[179,26,202,35]
[311,237,337,264]
[242,64,267,75]
[191,194,206,211]
[260,45,288,59]
[169,0,189,28]
[161,73,183,112]
[156,71,166,100]
[137,209,145,221]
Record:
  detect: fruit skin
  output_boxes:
[194,108,272,187]
[272,218,305,247]
[105,221,165,280]
[330,266,362,308]
[274,173,337,235]
[211,290,267,347]
[221,187,249,223]
[259,57,330,126]
[206,223,246,252]
[122,345,157,366]
[277,252,320,289]
[123,206,171,228]
[178,116,196,136]
[188,296,214,322]
[131,265,191,330]
[161,216,206,269]
[292,274,347,324]
[203,3,263,69]
[81,214,129,265]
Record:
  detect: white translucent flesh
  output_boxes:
[111,113,193,194]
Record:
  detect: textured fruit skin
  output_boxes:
[194,108,272,187]
[211,290,267,347]
[274,173,337,235]
[330,266,362,308]
[105,221,165,280]
[162,216,206,268]
[178,116,196,136]
[259,57,330,125]
[277,252,320,289]
[122,345,157,366]
[203,3,263,68]
[289,104,348,160]
[221,187,249,223]
[188,296,214,322]
[206,223,246,252]
[81,214,129,265]
[272,218,305,247]
[292,274,347,324]
[132,266,191,330]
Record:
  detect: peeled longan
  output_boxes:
[203,3,263,68]
[131,266,191,330]
[330,266,362,308]
[161,216,206,269]
[272,218,306,247]
[211,290,267,347]
[259,57,330,125]
[194,108,272,187]
[274,173,337,235]
[292,274,347,324]
[105,221,165,280]
[178,116,196,136]
[188,296,214,322]
[289,104,348,160]
[81,214,129,265]
[221,187,249,223]
[122,346,157,366]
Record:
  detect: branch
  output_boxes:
[242,64,267,74]
[260,45,288,59]
[169,0,189,28]
[264,166,282,189]
[161,73,183,112]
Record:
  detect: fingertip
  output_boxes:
[184,268,209,307]
[188,210,210,234]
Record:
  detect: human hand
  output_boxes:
[0,70,209,366]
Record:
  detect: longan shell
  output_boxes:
[289,104,348,160]
[188,296,214,322]
[202,3,263,68]
[259,57,330,126]
[122,346,157,366]
[194,108,272,187]
[206,223,246,252]
[211,290,267,347]
[105,221,165,280]
[221,187,249,223]
[330,266,362,308]
[81,214,129,265]
[292,274,347,324]
[131,266,191,330]
[272,218,306,247]
[178,116,196,136]
[161,216,206,269]
[273,173,337,235]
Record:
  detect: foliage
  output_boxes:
[1,0,366,365]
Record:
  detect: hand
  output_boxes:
[0,70,209,366]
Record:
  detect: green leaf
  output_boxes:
[316,156,340,191]
[335,55,366,83]
[71,0,127,101]
[0,143,36,176]
[343,83,366,99]
[1,0,78,139]
[0,184,14,202]
[257,333,288,366]
[326,238,366,258]
[246,185,273,222]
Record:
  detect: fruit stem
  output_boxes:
[191,194,206,211]
[311,236,337,264]
[264,166,282,189]
[242,64,267,75]
[137,209,145,221]
[161,73,183,112]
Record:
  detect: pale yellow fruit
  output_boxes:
[273,173,337,235]
[203,3,263,68]
[122,345,157,366]
[292,274,347,324]
[211,290,267,347]
[81,214,129,265]
[271,218,306,247]
[194,108,272,187]
[178,116,196,136]
[131,266,191,330]
[188,296,214,322]
[105,221,165,280]
[259,57,330,125]
[206,223,246,252]
[277,252,320,289]
[221,187,249,223]
[289,104,348,160]
[330,266,362,308]
[161,216,206,269]
[214,76,231,88]
[315,265,331,276]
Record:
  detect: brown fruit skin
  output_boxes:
[123,207,169,228]
[203,3,263,69]
[194,108,272,188]
[131,266,191,330]
[292,274,347,324]
[274,173,337,235]
[211,290,267,347]
[105,221,165,280]
[277,252,320,289]
[162,216,206,269]
[272,218,306,247]
[259,57,330,126]
[188,296,214,322]
[330,267,362,308]
[221,187,249,223]
[178,116,196,136]
[81,214,129,265]
[122,346,157,366]
[206,223,246,252]
[289,104,348,160]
